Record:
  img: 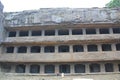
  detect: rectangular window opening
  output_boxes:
[1,63,11,72]
[99,28,109,34]
[118,64,120,72]
[113,28,120,34]
[31,30,41,36]
[73,45,84,52]
[16,64,26,73]
[102,44,112,51]
[45,30,55,36]
[87,45,98,52]
[8,31,16,37]
[59,65,70,73]
[72,29,83,35]
[6,46,14,53]
[59,45,69,52]
[116,43,120,51]
[58,29,69,35]
[90,64,100,73]
[105,63,114,72]
[44,46,55,53]
[17,46,27,53]
[45,65,55,73]
[74,64,85,73]
[86,29,96,34]
[19,31,28,37]
[31,46,41,53]
[30,65,40,73]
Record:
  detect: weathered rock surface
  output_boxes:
[4,8,120,27]
[0,1,4,43]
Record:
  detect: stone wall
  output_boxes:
[0,73,120,80]
[4,8,120,27]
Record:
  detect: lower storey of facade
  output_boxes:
[0,61,120,80]
[0,61,120,74]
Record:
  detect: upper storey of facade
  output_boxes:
[4,8,120,27]
[1,7,120,63]
[3,8,120,45]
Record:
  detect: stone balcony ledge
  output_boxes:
[0,51,120,62]
[3,34,120,45]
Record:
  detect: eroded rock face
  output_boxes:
[4,8,120,27]
[0,1,4,43]
[0,1,3,12]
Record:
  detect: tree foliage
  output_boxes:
[106,0,120,8]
